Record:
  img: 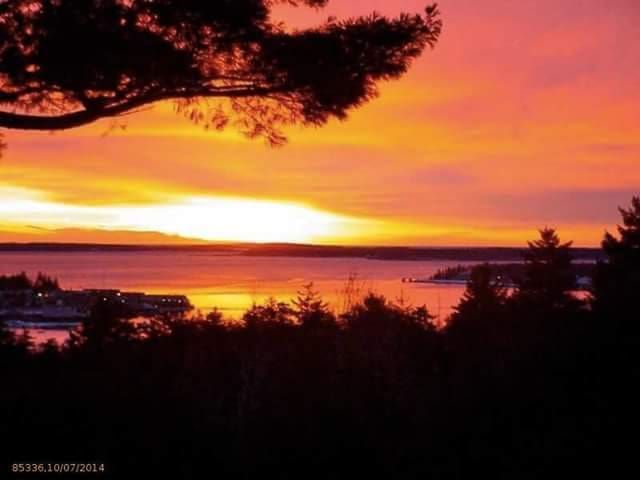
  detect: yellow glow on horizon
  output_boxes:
[0,185,378,244]
[0,185,616,247]
[114,196,367,243]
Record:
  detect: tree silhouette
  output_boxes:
[242,297,295,328]
[33,272,60,293]
[592,195,640,318]
[67,297,137,351]
[0,271,32,290]
[0,1,442,145]
[445,264,511,363]
[514,228,578,310]
[450,264,508,327]
[292,282,335,329]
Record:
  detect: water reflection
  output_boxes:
[1,251,471,342]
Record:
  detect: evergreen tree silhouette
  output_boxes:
[0,1,442,146]
[592,195,640,319]
[514,228,579,311]
[451,264,508,321]
[449,263,508,333]
[67,297,137,352]
[292,282,335,329]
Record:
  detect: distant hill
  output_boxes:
[0,242,604,262]
[240,244,603,261]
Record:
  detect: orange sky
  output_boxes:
[1,0,639,246]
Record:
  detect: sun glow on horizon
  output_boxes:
[114,197,368,243]
[0,186,375,244]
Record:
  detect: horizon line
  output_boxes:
[0,241,603,250]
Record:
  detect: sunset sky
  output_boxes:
[1,0,638,246]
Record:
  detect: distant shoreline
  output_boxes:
[0,242,604,262]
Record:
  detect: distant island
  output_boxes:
[0,242,604,262]
[404,262,595,289]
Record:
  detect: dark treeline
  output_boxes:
[0,242,604,262]
[0,272,59,292]
[242,244,604,262]
[1,197,640,478]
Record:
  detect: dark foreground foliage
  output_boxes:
[1,197,640,479]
